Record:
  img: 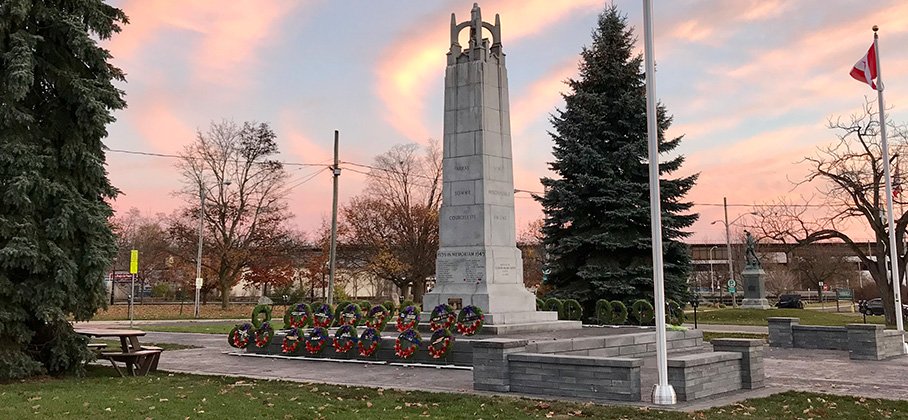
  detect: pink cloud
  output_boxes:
[126,94,197,153]
[107,1,303,88]
[374,0,601,143]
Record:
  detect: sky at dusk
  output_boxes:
[101,0,908,244]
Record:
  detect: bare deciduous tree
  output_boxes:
[342,142,441,303]
[172,121,294,308]
[755,99,908,324]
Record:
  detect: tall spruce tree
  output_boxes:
[0,1,127,378]
[537,6,698,312]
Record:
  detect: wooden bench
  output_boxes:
[87,343,107,352]
[100,349,162,377]
[140,345,163,372]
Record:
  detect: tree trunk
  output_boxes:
[220,282,230,309]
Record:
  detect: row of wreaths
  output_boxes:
[227,303,485,360]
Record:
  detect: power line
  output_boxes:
[107,148,327,167]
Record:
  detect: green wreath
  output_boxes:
[382,300,396,315]
[630,299,655,325]
[253,322,274,348]
[283,303,312,328]
[666,299,685,326]
[428,328,454,359]
[228,323,253,348]
[562,299,583,321]
[358,301,372,312]
[536,298,546,311]
[312,303,334,328]
[545,298,564,319]
[333,301,351,327]
[455,305,484,336]
[251,304,272,329]
[610,301,628,325]
[365,305,391,331]
[429,304,456,332]
[339,303,363,327]
[595,299,613,325]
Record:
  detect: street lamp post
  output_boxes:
[194,186,205,318]
[708,245,718,293]
[194,179,230,318]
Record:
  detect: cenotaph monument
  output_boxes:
[422,4,578,332]
[740,230,771,309]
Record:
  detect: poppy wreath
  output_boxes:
[394,328,421,359]
[304,327,329,355]
[332,301,351,327]
[365,305,390,331]
[254,322,274,348]
[281,327,302,354]
[332,324,358,353]
[339,303,363,327]
[455,305,484,336]
[312,303,334,328]
[396,305,420,332]
[284,303,312,328]
[228,322,253,348]
[358,327,382,357]
[427,328,454,359]
[251,304,272,329]
[429,304,456,332]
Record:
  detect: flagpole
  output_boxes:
[872,25,906,342]
[642,0,675,405]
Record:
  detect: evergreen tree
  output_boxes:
[537,6,698,312]
[0,1,127,379]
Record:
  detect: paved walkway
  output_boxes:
[133,329,908,411]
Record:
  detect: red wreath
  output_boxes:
[281,330,301,354]
[332,325,357,353]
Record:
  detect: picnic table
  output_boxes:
[74,327,162,376]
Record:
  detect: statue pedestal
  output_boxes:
[741,267,771,309]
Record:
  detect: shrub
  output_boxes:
[666,299,685,326]
[610,301,628,324]
[562,299,583,320]
[630,299,655,325]
[544,298,564,319]
[595,299,613,325]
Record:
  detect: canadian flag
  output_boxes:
[850,43,878,90]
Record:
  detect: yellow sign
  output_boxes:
[129,250,139,274]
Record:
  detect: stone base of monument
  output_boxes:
[423,283,582,334]
[740,298,772,309]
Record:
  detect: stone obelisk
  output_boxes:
[423,4,574,331]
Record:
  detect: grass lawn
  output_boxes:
[697,308,885,327]
[92,304,266,321]
[701,332,769,342]
[1,367,905,419]
[141,321,286,335]
[92,339,201,351]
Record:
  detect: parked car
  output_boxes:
[859,298,908,317]
[775,294,804,309]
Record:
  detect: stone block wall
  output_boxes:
[526,330,703,357]
[792,325,849,350]
[847,324,907,360]
[667,352,743,401]
[472,338,528,392]
[711,338,765,389]
[767,317,798,347]
[507,353,642,401]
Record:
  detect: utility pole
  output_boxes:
[327,130,341,306]
[724,197,736,308]
[194,185,205,318]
